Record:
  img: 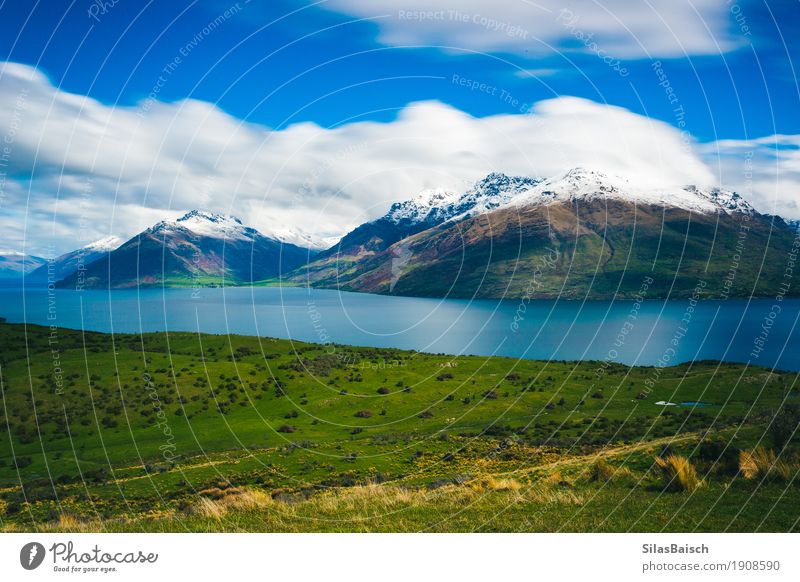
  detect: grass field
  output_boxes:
[0,322,798,532]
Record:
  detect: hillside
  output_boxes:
[0,323,798,532]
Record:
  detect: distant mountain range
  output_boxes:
[24,236,122,285]
[57,211,312,289]
[0,251,46,279]
[2,169,798,299]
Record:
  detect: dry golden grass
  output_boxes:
[481,476,523,491]
[588,458,632,482]
[654,455,704,492]
[739,447,796,481]
[192,488,275,518]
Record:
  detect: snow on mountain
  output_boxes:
[384,172,542,226]
[149,210,267,242]
[503,168,756,216]
[385,187,460,225]
[272,227,338,251]
[83,236,123,252]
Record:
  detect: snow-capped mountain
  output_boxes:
[300,167,765,281]
[381,168,755,232]
[384,172,542,226]
[27,236,123,285]
[271,227,339,251]
[84,235,123,252]
[292,167,797,300]
[149,210,267,242]
[505,168,755,216]
[59,210,311,289]
[0,251,46,279]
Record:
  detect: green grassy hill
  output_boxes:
[1,323,798,532]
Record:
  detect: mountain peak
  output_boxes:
[176,210,243,226]
[383,172,541,227]
[506,168,757,216]
[149,210,256,241]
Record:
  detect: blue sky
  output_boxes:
[1,0,797,139]
[0,0,798,254]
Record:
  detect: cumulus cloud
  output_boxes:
[0,60,785,257]
[322,0,738,58]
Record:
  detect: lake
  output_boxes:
[0,286,798,371]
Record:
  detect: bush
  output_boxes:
[770,404,800,452]
[354,410,373,418]
[13,456,32,469]
[654,455,704,492]
[277,424,296,433]
[698,438,739,475]
[376,387,390,395]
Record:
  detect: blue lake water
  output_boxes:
[0,286,798,371]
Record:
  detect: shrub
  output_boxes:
[698,438,739,475]
[770,404,800,452]
[13,456,32,469]
[354,410,373,418]
[277,424,296,433]
[376,387,390,395]
[654,455,704,492]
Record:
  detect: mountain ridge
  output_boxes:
[287,168,797,299]
[58,210,312,289]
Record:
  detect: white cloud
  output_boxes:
[2,61,788,257]
[699,135,800,220]
[323,0,738,58]
[513,68,559,78]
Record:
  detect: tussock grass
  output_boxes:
[589,458,631,482]
[655,455,704,492]
[481,476,523,491]
[739,447,796,481]
[192,488,274,518]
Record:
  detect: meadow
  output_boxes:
[0,322,798,532]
